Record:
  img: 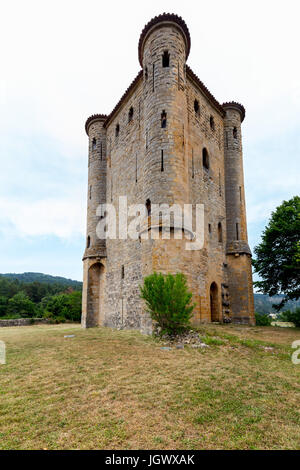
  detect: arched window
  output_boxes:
[233,127,238,139]
[218,222,223,243]
[161,110,167,128]
[194,99,200,115]
[210,116,215,131]
[115,124,120,138]
[202,148,209,170]
[92,138,96,150]
[162,50,170,68]
[128,107,134,123]
[87,236,91,248]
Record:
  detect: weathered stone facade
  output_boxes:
[81,13,255,332]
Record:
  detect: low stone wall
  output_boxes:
[0,318,50,328]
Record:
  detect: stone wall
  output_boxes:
[0,318,51,328]
[82,15,255,331]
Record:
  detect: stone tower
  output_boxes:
[82,13,255,331]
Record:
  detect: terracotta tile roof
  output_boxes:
[186,65,225,117]
[138,13,191,66]
[103,70,143,128]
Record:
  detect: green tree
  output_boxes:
[41,291,82,322]
[0,296,8,317]
[7,292,37,318]
[253,196,300,310]
[140,272,195,336]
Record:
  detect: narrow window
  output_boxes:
[128,106,134,123]
[100,142,102,160]
[210,116,215,131]
[162,50,170,67]
[146,199,151,230]
[146,129,148,150]
[89,185,92,200]
[152,64,155,92]
[208,223,212,234]
[87,236,90,248]
[202,148,209,170]
[219,170,221,196]
[233,127,238,139]
[218,222,223,243]
[121,265,125,279]
[236,223,239,240]
[145,67,148,81]
[115,124,120,138]
[161,110,167,128]
[135,154,138,183]
[192,149,194,179]
[161,150,164,172]
[194,99,200,115]
[239,186,242,202]
[92,138,96,150]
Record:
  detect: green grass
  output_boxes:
[0,323,299,449]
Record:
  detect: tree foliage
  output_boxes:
[0,275,82,321]
[253,196,300,310]
[140,272,195,335]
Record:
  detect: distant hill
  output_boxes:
[254,293,300,314]
[0,272,82,289]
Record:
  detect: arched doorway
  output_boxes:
[210,282,219,322]
[86,262,105,327]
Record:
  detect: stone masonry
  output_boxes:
[81,13,255,332]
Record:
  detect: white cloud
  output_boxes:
[0,196,86,238]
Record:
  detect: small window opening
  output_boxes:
[87,236,90,248]
[233,127,238,139]
[115,124,120,138]
[208,223,212,234]
[194,99,200,115]
[89,185,92,200]
[121,265,125,279]
[161,110,167,128]
[161,149,164,172]
[152,63,155,92]
[146,199,151,230]
[236,223,239,240]
[145,67,148,81]
[162,50,170,68]
[100,142,102,160]
[239,186,242,202]
[92,138,96,150]
[210,116,215,131]
[128,106,134,123]
[202,148,209,170]
[192,150,194,179]
[218,222,223,243]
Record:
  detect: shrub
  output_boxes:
[255,312,272,326]
[279,308,300,327]
[7,292,37,318]
[140,272,195,336]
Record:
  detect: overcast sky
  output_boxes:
[0,0,299,281]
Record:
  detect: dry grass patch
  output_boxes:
[0,323,299,450]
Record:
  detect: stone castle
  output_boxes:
[81,13,255,332]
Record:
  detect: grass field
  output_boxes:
[0,323,299,450]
